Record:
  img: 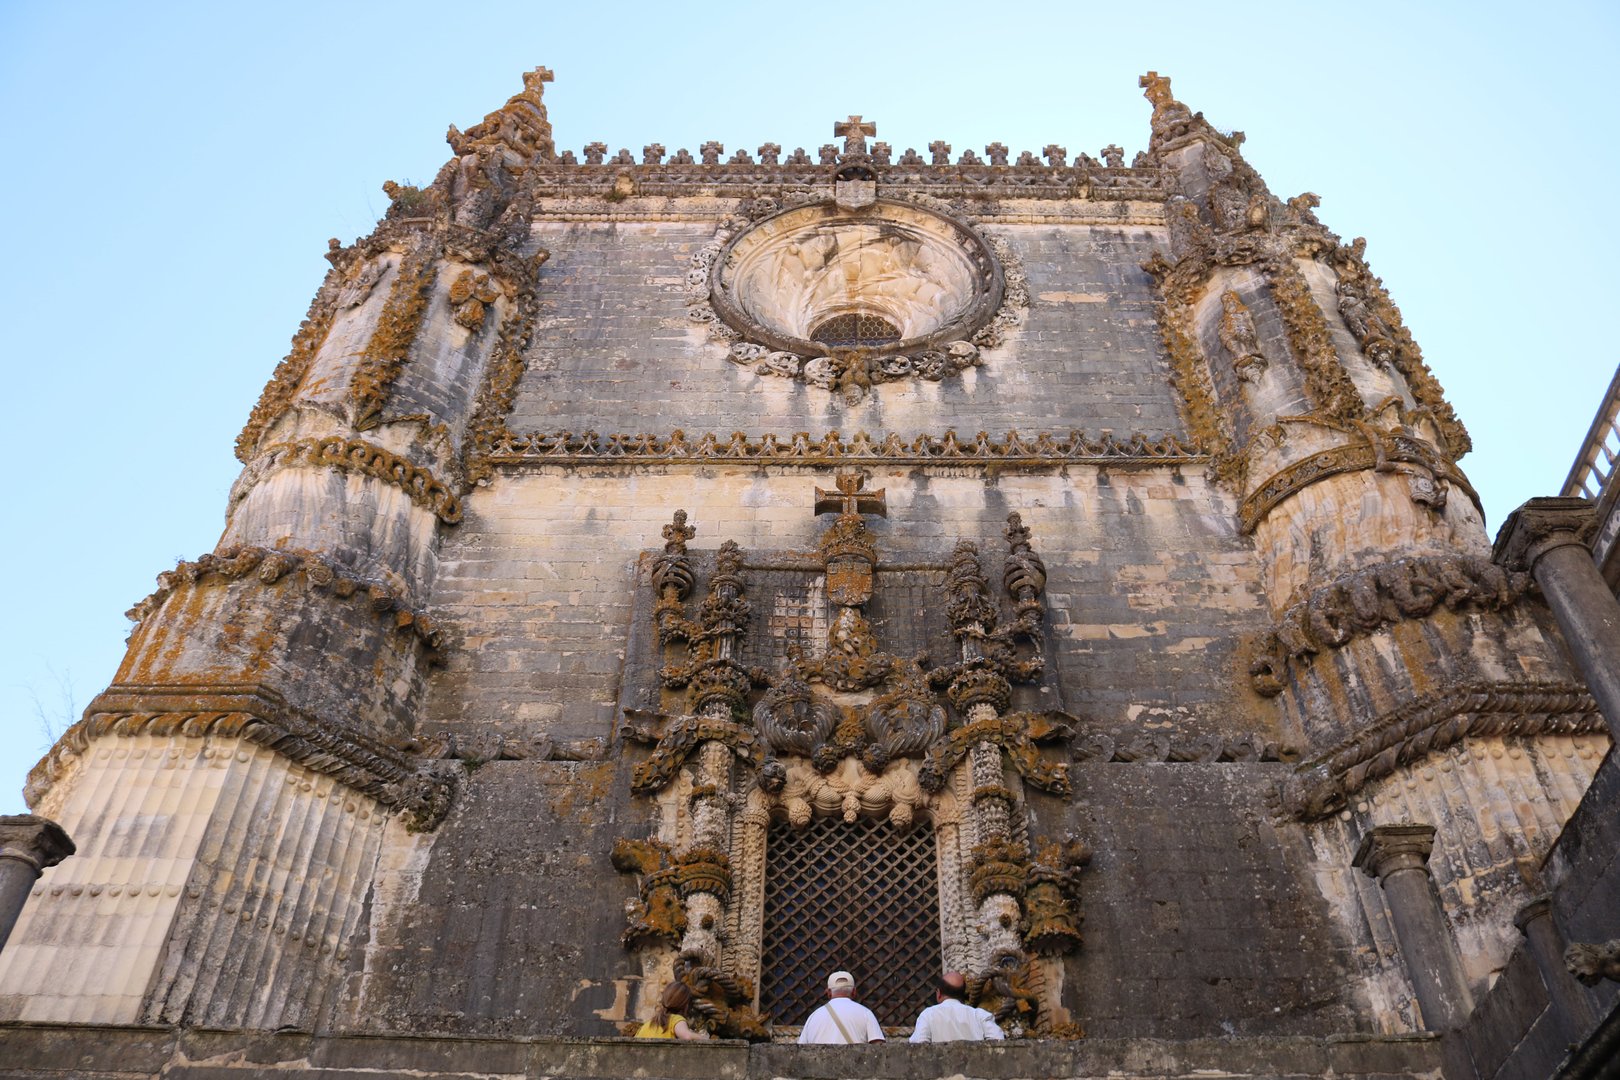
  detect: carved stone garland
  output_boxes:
[612,476,1085,1037]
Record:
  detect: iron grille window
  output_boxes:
[810,312,901,349]
[760,815,941,1028]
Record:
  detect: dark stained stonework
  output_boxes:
[2,67,1617,1080]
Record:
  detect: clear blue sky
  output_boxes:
[2,1,1616,811]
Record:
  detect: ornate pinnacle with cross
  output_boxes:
[835,115,877,157]
[815,470,887,521]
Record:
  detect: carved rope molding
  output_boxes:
[25,686,455,832]
[1239,430,1479,535]
[244,437,464,524]
[1271,680,1602,820]
[1248,553,1528,696]
[482,428,1206,468]
[126,545,442,650]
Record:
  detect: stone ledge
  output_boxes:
[0,1023,1443,1080]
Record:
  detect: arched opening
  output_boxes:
[809,313,902,351]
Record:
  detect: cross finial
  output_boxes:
[814,470,887,520]
[834,115,877,156]
[523,67,555,93]
[662,509,696,552]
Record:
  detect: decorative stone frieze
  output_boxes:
[26,689,455,831]
[1071,729,1287,763]
[482,427,1205,468]
[124,545,443,649]
[1248,554,1526,696]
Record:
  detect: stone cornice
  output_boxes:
[1271,680,1603,820]
[1492,496,1599,573]
[26,684,455,832]
[521,161,1167,203]
[482,429,1207,469]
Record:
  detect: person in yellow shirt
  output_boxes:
[635,981,710,1040]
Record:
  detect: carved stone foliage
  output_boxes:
[350,237,442,432]
[1248,554,1527,696]
[1329,238,1469,458]
[126,545,443,651]
[1023,836,1093,955]
[1134,72,1476,499]
[26,689,456,831]
[610,482,1083,1037]
[920,711,1074,797]
[448,269,502,330]
[1269,680,1601,820]
[689,197,1027,404]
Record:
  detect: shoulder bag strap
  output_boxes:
[827,1000,857,1044]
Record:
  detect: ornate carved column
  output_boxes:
[1354,824,1474,1030]
[0,817,73,955]
[1495,496,1620,740]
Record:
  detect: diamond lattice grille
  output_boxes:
[810,312,902,349]
[760,815,941,1028]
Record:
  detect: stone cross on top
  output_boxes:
[814,470,887,520]
[835,116,876,157]
[523,66,554,94]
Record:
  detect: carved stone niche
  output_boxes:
[708,199,1005,396]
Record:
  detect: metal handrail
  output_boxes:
[1561,364,1620,502]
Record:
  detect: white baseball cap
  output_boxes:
[827,970,855,991]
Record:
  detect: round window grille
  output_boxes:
[810,313,902,350]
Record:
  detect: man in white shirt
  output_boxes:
[798,971,886,1043]
[908,971,1005,1042]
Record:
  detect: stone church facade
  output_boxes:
[0,70,1617,1079]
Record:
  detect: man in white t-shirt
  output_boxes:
[798,970,886,1044]
[908,971,1005,1042]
